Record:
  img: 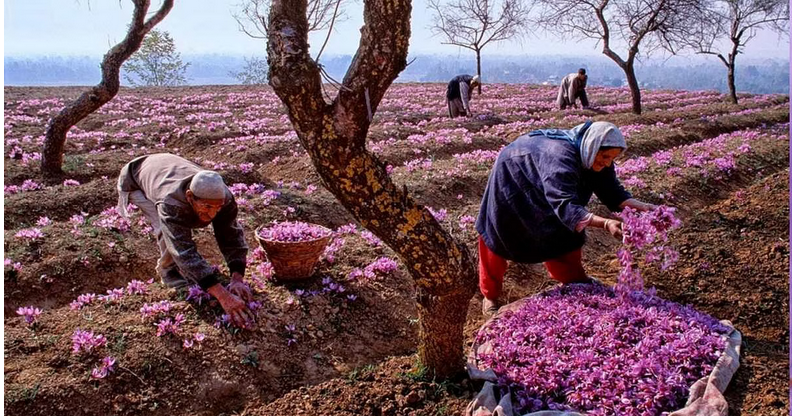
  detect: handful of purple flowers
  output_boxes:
[617,205,682,292]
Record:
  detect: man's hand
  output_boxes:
[604,219,623,240]
[228,272,253,302]
[207,283,255,328]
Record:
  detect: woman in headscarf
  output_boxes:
[475,121,658,316]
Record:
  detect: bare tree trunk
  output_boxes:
[727,64,737,104]
[624,60,642,115]
[475,49,482,95]
[268,0,476,379]
[601,43,643,115]
[41,0,174,176]
[727,40,739,104]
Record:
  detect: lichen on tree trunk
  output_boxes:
[267,0,477,379]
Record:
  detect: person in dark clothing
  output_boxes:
[117,153,254,327]
[446,74,481,118]
[475,121,657,316]
[557,68,589,110]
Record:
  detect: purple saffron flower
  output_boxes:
[14,228,44,241]
[360,231,382,247]
[101,288,125,303]
[458,215,476,229]
[91,356,116,379]
[139,300,172,320]
[70,293,98,310]
[16,306,42,325]
[186,285,211,305]
[72,329,107,354]
[125,280,147,295]
[5,258,22,272]
[427,207,448,222]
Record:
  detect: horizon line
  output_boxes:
[5,52,789,61]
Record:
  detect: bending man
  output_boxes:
[446,74,481,118]
[117,153,254,327]
[557,68,589,110]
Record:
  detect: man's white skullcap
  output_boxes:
[190,171,227,199]
[472,75,481,85]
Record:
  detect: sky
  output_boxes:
[3,0,790,59]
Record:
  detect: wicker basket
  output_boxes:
[254,224,332,281]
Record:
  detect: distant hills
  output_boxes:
[4,53,789,94]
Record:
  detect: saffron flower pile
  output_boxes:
[257,221,332,243]
[475,284,730,415]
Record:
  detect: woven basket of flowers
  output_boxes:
[255,221,333,281]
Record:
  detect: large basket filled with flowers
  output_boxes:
[255,221,333,281]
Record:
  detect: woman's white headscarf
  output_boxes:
[568,121,627,169]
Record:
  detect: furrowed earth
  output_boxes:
[4,84,789,415]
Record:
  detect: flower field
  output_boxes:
[4,84,789,415]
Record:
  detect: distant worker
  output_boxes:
[557,68,589,110]
[476,121,658,316]
[117,153,254,327]
[446,74,481,118]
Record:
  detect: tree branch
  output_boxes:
[267,0,326,124]
[142,0,174,32]
[333,0,412,139]
[42,0,174,174]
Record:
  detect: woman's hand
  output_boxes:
[620,198,659,212]
[604,219,623,240]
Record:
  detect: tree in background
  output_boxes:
[267,0,476,379]
[428,0,530,94]
[123,29,189,87]
[685,0,788,104]
[234,0,349,37]
[233,0,350,89]
[230,56,270,84]
[41,0,174,176]
[538,0,704,114]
